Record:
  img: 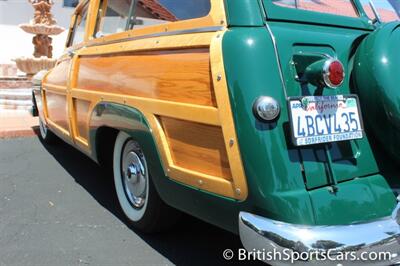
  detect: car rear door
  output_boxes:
[42,1,90,143]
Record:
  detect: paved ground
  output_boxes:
[0,137,263,266]
[0,110,38,138]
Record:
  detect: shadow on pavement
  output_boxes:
[38,136,264,266]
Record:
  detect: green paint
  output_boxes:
[309,174,396,225]
[353,22,400,162]
[88,102,259,233]
[84,2,399,234]
[267,22,380,190]
[222,27,316,225]
[220,1,397,225]
[261,0,374,30]
[303,59,330,87]
[224,0,264,26]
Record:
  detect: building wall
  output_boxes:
[0,0,75,64]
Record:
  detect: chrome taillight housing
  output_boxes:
[322,59,345,88]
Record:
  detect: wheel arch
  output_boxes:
[88,102,168,193]
[87,102,252,233]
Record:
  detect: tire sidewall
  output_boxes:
[113,131,149,222]
[39,116,48,140]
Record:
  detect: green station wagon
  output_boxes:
[33,0,400,264]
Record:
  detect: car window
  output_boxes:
[95,0,211,37]
[68,5,89,46]
[64,0,80,8]
[360,0,400,22]
[272,0,358,18]
[95,0,132,37]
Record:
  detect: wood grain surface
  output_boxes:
[44,60,70,87]
[76,49,217,106]
[160,116,232,180]
[73,98,90,140]
[45,91,69,131]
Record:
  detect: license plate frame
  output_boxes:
[287,95,364,146]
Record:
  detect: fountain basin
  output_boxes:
[19,23,65,35]
[13,57,56,75]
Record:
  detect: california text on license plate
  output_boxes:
[288,95,364,146]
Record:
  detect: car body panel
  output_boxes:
[354,22,400,162]
[41,0,249,201]
[267,22,380,190]
[35,0,399,236]
[309,174,396,225]
[221,25,396,225]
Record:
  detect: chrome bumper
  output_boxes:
[239,204,400,265]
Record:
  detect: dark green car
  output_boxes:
[32,0,400,264]
[228,0,400,264]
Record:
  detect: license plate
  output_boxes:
[288,95,363,146]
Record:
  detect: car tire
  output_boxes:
[38,117,58,144]
[113,131,180,233]
[31,91,39,117]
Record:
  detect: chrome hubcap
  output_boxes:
[121,140,147,209]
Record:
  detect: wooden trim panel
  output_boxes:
[73,98,91,141]
[160,116,232,180]
[76,49,217,107]
[42,0,249,200]
[45,91,69,132]
[70,89,220,126]
[210,32,249,199]
[44,59,70,87]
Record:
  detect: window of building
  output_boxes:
[95,0,211,37]
[272,0,358,18]
[68,5,89,46]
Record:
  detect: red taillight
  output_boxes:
[323,59,345,88]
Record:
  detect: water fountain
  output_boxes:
[13,0,65,76]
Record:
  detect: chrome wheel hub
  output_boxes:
[121,141,147,209]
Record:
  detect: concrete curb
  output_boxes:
[0,126,39,139]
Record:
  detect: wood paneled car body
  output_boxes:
[33,0,400,264]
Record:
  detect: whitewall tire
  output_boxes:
[113,131,180,232]
[39,117,58,144]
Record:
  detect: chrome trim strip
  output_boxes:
[239,207,400,265]
[265,24,288,99]
[85,26,224,49]
[62,26,224,57]
[368,0,382,24]
[257,0,267,20]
